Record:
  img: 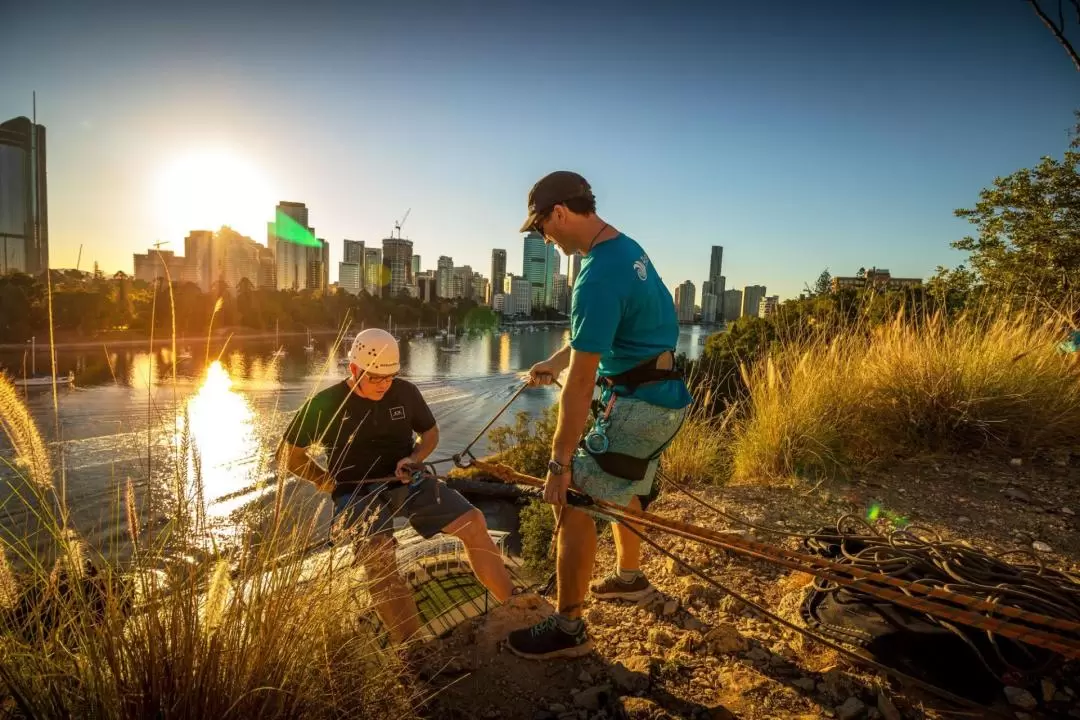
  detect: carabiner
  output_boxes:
[584,428,610,454]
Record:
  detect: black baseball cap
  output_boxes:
[519,171,592,233]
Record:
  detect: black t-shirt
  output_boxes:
[282,379,436,498]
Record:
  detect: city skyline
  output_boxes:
[1,1,1077,300]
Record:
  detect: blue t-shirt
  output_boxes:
[570,234,692,410]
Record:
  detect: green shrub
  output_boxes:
[518,499,555,578]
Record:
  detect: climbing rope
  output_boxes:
[465,460,1080,660]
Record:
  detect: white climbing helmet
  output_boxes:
[348,328,400,375]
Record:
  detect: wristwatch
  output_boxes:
[548,459,571,476]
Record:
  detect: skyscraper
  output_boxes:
[0,116,48,275]
[568,254,582,291]
[437,256,454,299]
[707,246,724,320]
[268,201,322,291]
[553,273,569,314]
[412,255,421,276]
[741,285,767,318]
[505,274,532,317]
[381,237,413,298]
[343,239,364,264]
[490,249,507,304]
[306,239,329,292]
[417,274,437,303]
[674,281,696,324]
[363,248,383,296]
[452,265,473,300]
[723,289,743,323]
[522,231,559,308]
[339,262,361,294]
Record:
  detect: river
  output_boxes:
[0,325,715,567]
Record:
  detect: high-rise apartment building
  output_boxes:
[490,249,507,304]
[304,239,329,292]
[674,281,696,324]
[504,274,533,317]
[723,289,743,323]
[567,253,582,297]
[339,262,361,294]
[363,248,383,296]
[437,256,454,300]
[741,285,767,318]
[522,231,559,308]
[417,274,437,303]
[343,239,364,264]
[381,237,413,298]
[0,116,48,275]
[268,201,324,291]
[473,276,490,305]
[758,295,780,318]
[452,265,473,301]
[701,293,718,324]
[553,273,569,314]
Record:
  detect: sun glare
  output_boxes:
[156,149,271,241]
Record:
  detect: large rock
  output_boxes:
[648,627,675,648]
[702,625,748,655]
[572,685,611,711]
[608,658,650,693]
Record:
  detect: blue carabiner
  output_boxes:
[408,470,427,492]
[584,419,611,454]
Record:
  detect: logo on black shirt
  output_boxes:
[389,406,406,421]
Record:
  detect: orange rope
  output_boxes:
[472,459,1080,659]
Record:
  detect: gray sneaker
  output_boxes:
[589,573,655,602]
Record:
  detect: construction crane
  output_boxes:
[393,208,411,239]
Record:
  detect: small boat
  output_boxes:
[438,317,461,353]
[272,320,287,358]
[14,370,74,388]
[176,349,193,362]
[304,331,315,354]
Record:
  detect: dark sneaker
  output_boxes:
[589,573,655,602]
[506,615,593,660]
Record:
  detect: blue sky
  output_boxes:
[1,0,1077,300]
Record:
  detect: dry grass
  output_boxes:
[661,388,731,485]
[729,310,1080,482]
[0,302,415,717]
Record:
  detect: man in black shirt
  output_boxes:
[278,328,514,643]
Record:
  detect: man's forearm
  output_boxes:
[410,427,439,462]
[547,344,572,374]
[552,358,596,463]
[279,444,332,488]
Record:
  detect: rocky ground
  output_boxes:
[416,454,1080,720]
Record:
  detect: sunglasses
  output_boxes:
[532,207,554,236]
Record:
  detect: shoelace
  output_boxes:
[530,616,559,637]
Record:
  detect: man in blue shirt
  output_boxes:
[507,171,692,660]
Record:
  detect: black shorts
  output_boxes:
[331,477,476,540]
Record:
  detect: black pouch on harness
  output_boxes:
[580,351,686,485]
[799,528,1065,704]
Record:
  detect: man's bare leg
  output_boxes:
[363,536,422,644]
[443,508,513,602]
[555,505,597,619]
[611,495,644,572]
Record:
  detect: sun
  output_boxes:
[156,149,272,242]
